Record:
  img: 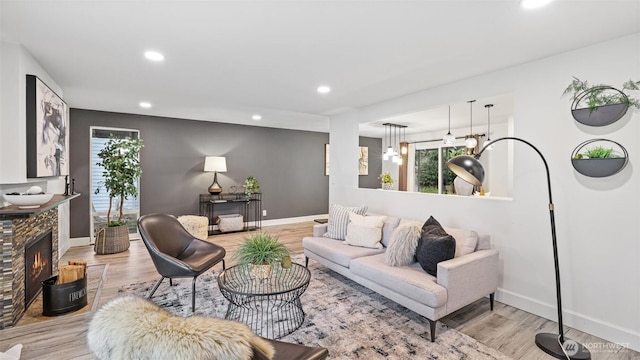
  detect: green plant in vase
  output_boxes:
[379,171,394,190]
[233,232,290,278]
[244,176,260,197]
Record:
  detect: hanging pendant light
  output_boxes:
[392,126,399,163]
[484,104,494,150]
[465,100,478,149]
[401,127,408,155]
[385,124,394,157]
[443,105,455,145]
[383,124,390,160]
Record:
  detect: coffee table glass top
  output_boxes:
[218,262,310,295]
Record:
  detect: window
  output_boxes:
[414,146,467,194]
[90,127,140,241]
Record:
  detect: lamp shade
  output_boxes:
[204,156,227,172]
[446,155,485,187]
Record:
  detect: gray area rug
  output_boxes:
[120,257,511,360]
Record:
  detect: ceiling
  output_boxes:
[1,1,639,136]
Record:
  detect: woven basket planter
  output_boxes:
[94,224,130,254]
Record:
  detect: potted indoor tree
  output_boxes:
[233,232,290,279]
[94,136,143,254]
[563,77,640,126]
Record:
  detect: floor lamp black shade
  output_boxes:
[446,137,591,360]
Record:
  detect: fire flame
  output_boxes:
[31,251,49,279]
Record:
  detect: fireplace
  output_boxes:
[24,230,53,309]
[0,208,60,329]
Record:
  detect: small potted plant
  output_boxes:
[233,232,290,279]
[563,77,640,126]
[379,171,394,190]
[94,136,143,254]
[244,176,260,197]
[571,139,628,178]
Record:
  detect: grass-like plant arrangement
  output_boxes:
[233,232,289,266]
[573,146,620,159]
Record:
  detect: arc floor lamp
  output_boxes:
[446,137,591,360]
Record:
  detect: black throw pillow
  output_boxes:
[415,216,456,276]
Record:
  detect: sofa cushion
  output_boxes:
[344,213,386,249]
[350,254,447,308]
[416,216,456,276]
[443,227,478,257]
[303,237,385,267]
[324,204,368,240]
[380,216,401,247]
[385,222,421,266]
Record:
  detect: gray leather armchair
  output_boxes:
[138,213,226,312]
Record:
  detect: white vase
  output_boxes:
[382,183,393,190]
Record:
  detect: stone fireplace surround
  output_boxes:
[0,209,59,329]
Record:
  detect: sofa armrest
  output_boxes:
[436,249,499,314]
[313,224,328,238]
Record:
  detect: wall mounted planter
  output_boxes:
[571,86,629,126]
[571,139,628,177]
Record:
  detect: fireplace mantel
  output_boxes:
[0,193,80,219]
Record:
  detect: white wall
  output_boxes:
[0,41,70,257]
[330,33,640,351]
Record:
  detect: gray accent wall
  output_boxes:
[69,109,330,238]
[358,136,382,189]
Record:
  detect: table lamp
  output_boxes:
[446,137,590,360]
[204,156,227,194]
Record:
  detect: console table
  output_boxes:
[199,193,262,235]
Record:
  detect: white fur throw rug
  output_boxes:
[87,295,274,360]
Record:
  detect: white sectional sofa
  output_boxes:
[303,216,498,341]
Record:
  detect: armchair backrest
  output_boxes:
[138,213,195,258]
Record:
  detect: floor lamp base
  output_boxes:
[535,333,591,359]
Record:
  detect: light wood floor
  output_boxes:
[1,222,637,359]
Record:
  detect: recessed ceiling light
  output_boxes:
[144,51,165,62]
[521,0,553,9]
[252,114,262,120]
[317,86,331,94]
[139,102,152,108]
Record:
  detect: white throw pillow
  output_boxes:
[385,222,422,266]
[344,213,386,249]
[444,227,479,257]
[323,204,368,240]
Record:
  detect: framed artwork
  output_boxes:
[325,144,330,176]
[324,144,368,176]
[26,75,69,178]
[358,146,369,175]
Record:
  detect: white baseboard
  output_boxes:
[262,214,328,227]
[69,236,92,247]
[496,288,640,353]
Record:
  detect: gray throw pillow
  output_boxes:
[415,216,456,276]
[323,204,368,240]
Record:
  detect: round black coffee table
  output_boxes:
[217,262,311,339]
